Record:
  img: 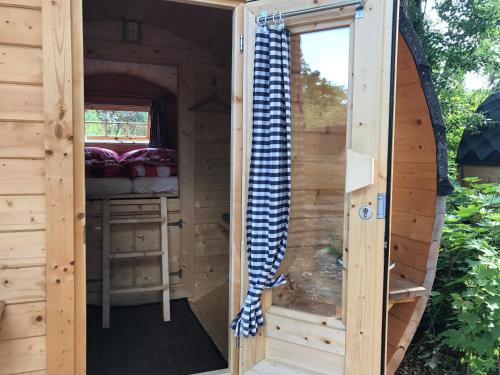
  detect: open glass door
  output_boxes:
[231,1,397,374]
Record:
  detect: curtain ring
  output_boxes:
[257,15,266,26]
[279,12,284,27]
[272,13,278,26]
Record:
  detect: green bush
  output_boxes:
[405,179,500,374]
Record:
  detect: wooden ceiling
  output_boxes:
[83,0,233,63]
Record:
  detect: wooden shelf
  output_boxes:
[389,276,426,308]
[109,285,165,295]
[109,251,163,259]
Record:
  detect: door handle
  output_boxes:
[345,148,374,193]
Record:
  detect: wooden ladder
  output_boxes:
[102,197,171,329]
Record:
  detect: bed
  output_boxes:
[85,146,179,198]
[86,176,178,198]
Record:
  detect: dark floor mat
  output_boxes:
[87,299,227,375]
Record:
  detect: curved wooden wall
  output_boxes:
[387,33,445,374]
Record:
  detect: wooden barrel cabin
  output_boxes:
[387,10,452,374]
[0,1,450,374]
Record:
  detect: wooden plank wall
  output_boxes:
[387,34,438,370]
[83,19,232,355]
[0,1,47,374]
[191,66,232,358]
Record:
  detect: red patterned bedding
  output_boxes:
[84,147,178,178]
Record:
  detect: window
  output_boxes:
[273,27,351,318]
[84,105,150,142]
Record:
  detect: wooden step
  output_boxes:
[109,285,165,295]
[245,359,325,375]
[389,276,426,307]
[109,251,162,259]
[109,217,162,224]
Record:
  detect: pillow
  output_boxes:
[119,148,177,163]
[85,159,128,178]
[85,147,120,162]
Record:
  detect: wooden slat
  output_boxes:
[392,187,437,218]
[0,122,44,158]
[109,285,164,295]
[389,276,426,305]
[0,45,42,84]
[160,196,170,321]
[266,337,344,375]
[391,210,435,244]
[195,239,229,257]
[0,266,45,303]
[43,0,75,371]
[393,136,436,164]
[0,0,41,8]
[264,311,345,356]
[245,358,324,375]
[0,302,45,341]
[0,6,41,47]
[108,251,162,259]
[194,255,229,274]
[0,195,45,231]
[0,230,45,261]
[0,159,44,195]
[392,162,437,191]
[0,336,45,374]
[0,83,43,122]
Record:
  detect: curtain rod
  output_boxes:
[257,0,365,23]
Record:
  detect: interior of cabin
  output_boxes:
[82,1,233,373]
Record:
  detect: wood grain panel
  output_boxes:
[0,84,43,121]
[266,337,344,375]
[0,195,45,231]
[0,6,41,47]
[392,187,437,218]
[0,230,45,262]
[0,45,42,84]
[0,159,44,195]
[391,210,435,244]
[392,162,436,191]
[0,336,45,374]
[0,122,44,158]
[0,0,41,8]
[0,302,46,341]
[0,266,45,303]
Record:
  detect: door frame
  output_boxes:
[61,1,244,375]
[49,0,396,373]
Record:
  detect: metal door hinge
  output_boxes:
[168,219,183,228]
[169,268,183,279]
[239,34,244,52]
[377,193,386,219]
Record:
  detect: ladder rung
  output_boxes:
[109,285,165,295]
[109,251,163,259]
[109,218,163,224]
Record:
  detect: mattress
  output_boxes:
[86,177,178,197]
[86,178,132,197]
[132,176,178,194]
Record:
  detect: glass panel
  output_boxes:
[273,27,350,318]
[84,109,149,141]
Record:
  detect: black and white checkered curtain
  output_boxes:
[231,23,292,338]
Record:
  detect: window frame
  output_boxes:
[84,103,151,143]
